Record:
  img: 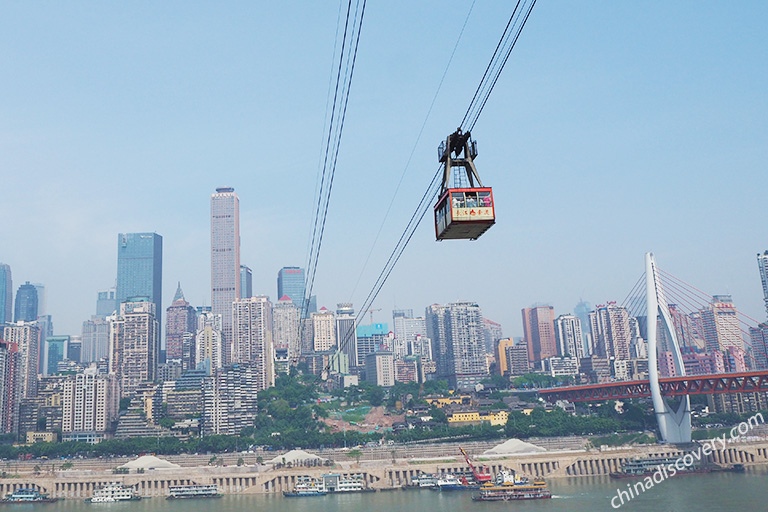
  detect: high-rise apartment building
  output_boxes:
[589,303,633,360]
[554,314,585,359]
[14,282,38,322]
[240,265,252,299]
[393,313,427,360]
[3,322,39,399]
[311,308,336,352]
[444,301,487,389]
[0,264,11,325]
[202,364,259,436]
[196,311,223,372]
[61,367,119,435]
[232,296,274,391]
[356,323,390,366]
[425,304,449,378]
[700,295,743,353]
[115,233,163,320]
[365,351,395,387]
[273,296,300,362]
[165,283,197,366]
[0,340,20,433]
[81,317,110,363]
[483,318,503,354]
[109,299,159,398]
[759,251,768,321]
[522,305,557,364]
[495,338,515,376]
[211,187,240,366]
[336,303,357,367]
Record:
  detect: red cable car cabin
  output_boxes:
[434,187,495,240]
[433,129,495,241]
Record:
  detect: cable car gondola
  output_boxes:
[434,129,495,240]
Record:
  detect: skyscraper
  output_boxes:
[336,303,357,367]
[444,301,487,389]
[211,187,240,366]
[232,296,274,391]
[195,311,223,372]
[14,282,38,322]
[109,299,159,398]
[554,314,585,359]
[96,288,117,317]
[700,295,743,354]
[0,264,11,325]
[589,303,633,360]
[202,364,259,436]
[81,317,110,363]
[0,340,20,434]
[115,233,163,319]
[522,305,557,364]
[44,335,69,376]
[165,283,197,367]
[3,322,40,399]
[311,308,336,352]
[273,296,300,362]
[240,265,253,299]
[425,304,449,378]
[759,251,768,321]
[277,267,316,318]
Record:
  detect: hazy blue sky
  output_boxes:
[2,1,767,338]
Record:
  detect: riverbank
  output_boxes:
[4,438,768,498]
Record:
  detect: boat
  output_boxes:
[609,456,711,479]
[471,470,552,502]
[283,477,327,497]
[86,483,141,503]
[320,473,373,493]
[435,473,479,491]
[415,473,438,488]
[167,484,221,499]
[1,489,58,504]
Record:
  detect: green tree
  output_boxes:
[347,449,362,464]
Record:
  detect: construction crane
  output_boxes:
[459,446,492,483]
[367,308,381,324]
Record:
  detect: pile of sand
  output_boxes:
[118,455,181,470]
[483,439,546,455]
[268,449,327,465]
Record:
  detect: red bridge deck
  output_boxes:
[538,370,768,402]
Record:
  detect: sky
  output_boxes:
[1,1,767,339]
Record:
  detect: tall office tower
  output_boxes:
[3,322,39,399]
[393,314,427,360]
[554,314,584,359]
[573,300,592,357]
[30,284,46,317]
[196,311,223,372]
[444,301,487,389]
[310,308,335,352]
[232,296,274,391]
[96,288,117,317]
[35,315,53,373]
[425,304,449,378]
[0,340,20,433]
[165,283,197,366]
[355,323,390,366]
[202,364,259,436]
[700,295,743,353]
[68,337,81,364]
[365,351,395,387]
[482,318,503,354]
[108,299,159,398]
[211,187,240,366]
[81,317,110,363]
[521,305,557,364]
[14,282,38,322]
[115,233,163,320]
[277,267,316,318]
[0,264,11,325]
[61,367,119,435]
[336,303,357,367]
[759,251,768,320]
[273,296,300,362]
[240,265,253,299]
[44,335,69,376]
[589,303,633,360]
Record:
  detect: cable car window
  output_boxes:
[451,192,464,209]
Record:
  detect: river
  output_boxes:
[44,469,766,512]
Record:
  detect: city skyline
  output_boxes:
[1,3,767,338]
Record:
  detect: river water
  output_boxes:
[45,469,766,512]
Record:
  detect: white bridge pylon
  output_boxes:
[645,252,692,443]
